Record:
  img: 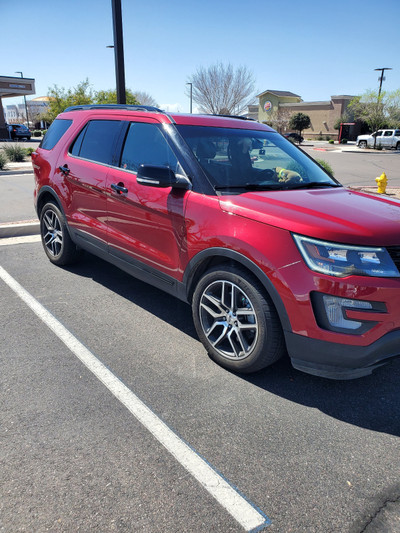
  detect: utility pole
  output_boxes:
[374,67,392,98]
[111,0,126,104]
[15,71,30,127]
[186,82,193,113]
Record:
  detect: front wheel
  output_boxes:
[192,266,285,373]
[358,140,367,149]
[40,202,81,266]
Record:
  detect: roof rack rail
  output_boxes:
[63,104,164,113]
[212,114,256,121]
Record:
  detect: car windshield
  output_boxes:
[176,125,340,194]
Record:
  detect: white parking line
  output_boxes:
[0,235,41,246]
[0,265,270,532]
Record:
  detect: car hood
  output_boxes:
[219,187,400,246]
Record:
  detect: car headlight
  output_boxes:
[293,234,399,278]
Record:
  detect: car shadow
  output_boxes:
[65,253,400,438]
[64,252,198,339]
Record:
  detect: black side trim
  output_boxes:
[71,228,187,301]
[183,247,292,331]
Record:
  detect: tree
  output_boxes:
[40,80,141,124]
[41,79,94,123]
[94,89,139,105]
[188,63,255,115]
[134,91,159,107]
[347,89,400,133]
[289,112,311,140]
[264,108,292,133]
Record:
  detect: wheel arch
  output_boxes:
[37,186,65,218]
[183,247,292,332]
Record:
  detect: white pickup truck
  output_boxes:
[357,129,400,149]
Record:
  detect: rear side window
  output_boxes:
[70,120,121,165]
[40,119,72,150]
[120,122,180,173]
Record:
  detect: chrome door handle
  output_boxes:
[59,165,70,175]
[111,182,128,194]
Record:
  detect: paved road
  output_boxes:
[1,241,400,532]
[301,145,400,187]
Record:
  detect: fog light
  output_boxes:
[322,296,372,330]
[311,293,386,335]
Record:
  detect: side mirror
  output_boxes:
[136,165,189,189]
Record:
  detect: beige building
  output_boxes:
[248,90,355,140]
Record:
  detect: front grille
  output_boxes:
[387,246,400,272]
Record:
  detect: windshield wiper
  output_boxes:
[214,183,282,191]
[286,181,341,190]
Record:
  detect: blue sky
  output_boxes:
[3,0,399,112]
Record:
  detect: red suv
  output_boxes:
[32,105,400,379]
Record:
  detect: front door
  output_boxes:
[106,121,190,280]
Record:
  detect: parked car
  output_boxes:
[283,132,303,143]
[32,105,400,380]
[7,123,31,140]
[357,129,400,150]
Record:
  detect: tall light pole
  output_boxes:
[15,71,30,127]
[186,82,193,113]
[374,67,392,98]
[111,0,126,104]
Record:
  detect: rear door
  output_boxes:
[105,120,190,281]
[56,119,122,250]
[381,130,394,148]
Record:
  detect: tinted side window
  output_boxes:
[40,119,73,150]
[70,124,87,156]
[120,122,179,173]
[74,120,121,165]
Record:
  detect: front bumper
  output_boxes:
[285,329,400,379]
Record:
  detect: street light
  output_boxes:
[374,67,392,98]
[186,82,193,113]
[15,71,30,128]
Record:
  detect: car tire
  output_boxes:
[359,141,367,149]
[192,265,285,373]
[396,142,400,151]
[40,201,81,266]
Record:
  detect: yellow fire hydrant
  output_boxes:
[375,172,387,194]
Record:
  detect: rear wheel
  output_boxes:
[192,266,285,373]
[40,202,81,266]
[396,142,400,151]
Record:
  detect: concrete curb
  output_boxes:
[0,220,40,238]
[0,169,34,176]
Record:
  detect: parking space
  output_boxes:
[1,240,400,532]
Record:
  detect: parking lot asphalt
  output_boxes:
[1,241,400,532]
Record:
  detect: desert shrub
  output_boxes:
[315,158,334,177]
[2,144,26,162]
[0,152,6,170]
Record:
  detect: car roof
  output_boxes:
[59,105,274,132]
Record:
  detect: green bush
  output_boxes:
[316,158,334,177]
[328,139,335,144]
[340,138,348,144]
[2,144,26,162]
[25,147,35,156]
[376,144,383,150]
[33,130,42,137]
[0,152,6,170]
